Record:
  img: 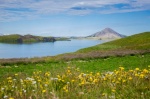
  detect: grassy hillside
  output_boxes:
[77,32,150,53]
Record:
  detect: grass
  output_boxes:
[0,65,150,99]
[77,32,150,53]
[0,32,150,98]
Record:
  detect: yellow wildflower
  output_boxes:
[135,68,139,71]
[9,98,14,99]
[119,67,124,70]
[122,79,126,83]
[143,69,148,73]
[42,90,46,93]
[128,77,132,80]
[102,93,106,96]
[112,89,116,93]
[15,73,18,76]
[71,79,75,82]
[135,73,139,77]
[139,74,144,78]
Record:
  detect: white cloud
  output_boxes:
[0,0,150,21]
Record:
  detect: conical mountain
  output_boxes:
[88,28,126,39]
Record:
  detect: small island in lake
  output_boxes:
[0,34,70,44]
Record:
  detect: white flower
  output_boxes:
[23,89,26,93]
[1,88,4,91]
[83,74,87,77]
[13,79,16,81]
[51,78,58,81]
[32,81,36,84]
[4,95,8,98]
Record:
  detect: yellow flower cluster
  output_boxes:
[0,66,150,99]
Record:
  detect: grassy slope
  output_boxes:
[77,32,150,52]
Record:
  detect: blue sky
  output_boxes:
[0,0,150,36]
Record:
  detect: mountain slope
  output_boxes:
[88,28,126,39]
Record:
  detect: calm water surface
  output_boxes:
[0,39,107,59]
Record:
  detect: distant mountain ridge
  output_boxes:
[88,28,126,39]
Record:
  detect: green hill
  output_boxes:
[0,34,55,43]
[78,32,150,52]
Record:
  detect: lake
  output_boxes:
[0,39,107,59]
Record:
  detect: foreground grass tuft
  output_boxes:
[1,66,150,99]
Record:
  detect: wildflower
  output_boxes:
[139,74,144,78]
[13,79,16,81]
[102,93,106,96]
[119,67,124,70]
[67,70,71,73]
[78,92,84,95]
[118,78,121,81]
[93,79,98,83]
[45,72,50,76]
[135,68,140,71]
[67,66,70,69]
[122,80,126,83]
[63,86,68,92]
[38,79,41,82]
[42,90,46,93]
[128,77,132,80]
[7,77,12,80]
[129,70,133,72]
[83,73,86,77]
[135,73,139,77]
[71,79,75,82]
[8,80,13,83]
[9,97,14,99]
[32,81,36,84]
[23,89,26,93]
[1,87,4,91]
[15,73,18,76]
[4,95,8,98]
[81,81,85,85]
[143,69,148,73]
[112,89,116,93]
[96,72,100,76]
[65,89,68,92]
[103,77,107,81]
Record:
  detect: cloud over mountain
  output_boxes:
[0,0,150,21]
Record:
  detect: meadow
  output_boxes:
[0,32,150,99]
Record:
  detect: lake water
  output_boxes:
[0,39,107,59]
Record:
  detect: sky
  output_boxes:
[0,0,150,36]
